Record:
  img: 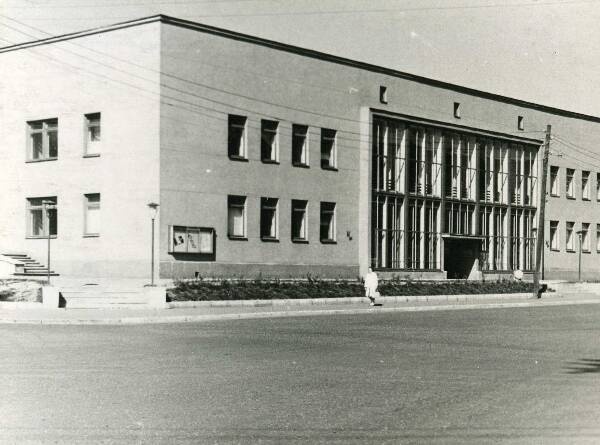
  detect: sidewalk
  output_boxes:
[1,291,599,325]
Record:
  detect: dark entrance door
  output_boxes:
[444,238,481,279]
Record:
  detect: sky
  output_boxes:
[2,0,600,116]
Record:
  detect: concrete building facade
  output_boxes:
[1,15,600,281]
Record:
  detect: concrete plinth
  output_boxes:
[42,286,60,309]
[144,286,167,309]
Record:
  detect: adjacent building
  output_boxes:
[1,15,599,281]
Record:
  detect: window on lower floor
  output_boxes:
[84,193,100,236]
[261,119,279,162]
[291,199,308,241]
[320,202,336,242]
[581,223,590,252]
[550,220,559,251]
[260,197,279,240]
[566,221,575,251]
[228,195,246,238]
[27,118,58,161]
[27,197,57,237]
[321,128,337,169]
[292,124,309,167]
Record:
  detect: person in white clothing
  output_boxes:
[364,268,379,306]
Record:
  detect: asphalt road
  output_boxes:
[2,305,600,444]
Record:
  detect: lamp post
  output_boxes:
[147,202,160,286]
[42,200,56,285]
[576,230,583,282]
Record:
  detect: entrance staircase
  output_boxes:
[1,253,59,277]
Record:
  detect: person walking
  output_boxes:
[364,268,379,306]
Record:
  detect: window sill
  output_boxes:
[228,155,249,162]
[26,235,57,239]
[550,194,560,198]
[566,249,576,253]
[583,198,591,201]
[261,237,279,242]
[292,238,309,244]
[228,235,248,241]
[583,250,591,254]
[550,248,560,252]
[83,153,101,158]
[261,159,280,165]
[26,157,58,163]
[83,233,100,238]
[321,165,338,171]
[292,163,310,169]
[320,239,337,244]
[566,196,576,200]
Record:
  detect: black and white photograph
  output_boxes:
[1,0,600,443]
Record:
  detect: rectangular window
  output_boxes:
[261,119,279,163]
[84,113,101,156]
[581,223,590,252]
[291,200,308,241]
[597,224,600,252]
[582,171,590,200]
[597,173,600,201]
[260,197,278,240]
[27,118,58,161]
[517,116,524,131]
[228,115,247,159]
[566,168,575,198]
[320,128,337,169]
[227,195,246,239]
[550,220,559,251]
[320,202,336,242]
[566,221,575,251]
[292,124,309,167]
[453,102,461,118]
[84,193,100,236]
[169,226,214,254]
[550,166,559,197]
[27,197,57,237]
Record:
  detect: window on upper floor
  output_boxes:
[261,119,279,163]
[84,193,100,236]
[320,128,337,170]
[260,197,279,241]
[27,118,58,161]
[228,115,247,160]
[597,224,600,252]
[84,113,101,156]
[550,166,560,197]
[582,171,590,200]
[291,200,308,242]
[320,202,336,243]
[549,220,559,251]
[292,124,309,167]
[597,173,600,201]
[27,197,57,238]
[228,195,247,239]
[566,169,575,199]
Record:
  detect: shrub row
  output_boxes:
[167,278,535,301]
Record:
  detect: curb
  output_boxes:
[166,292,536,308]
[1,297,598,325]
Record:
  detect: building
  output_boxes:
[1,15,599,281]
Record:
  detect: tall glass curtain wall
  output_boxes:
[371,116,537,271]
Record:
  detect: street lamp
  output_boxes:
[42,200,56,285]
[576,230,583,282]
[147,202,160,286]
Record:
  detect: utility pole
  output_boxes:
[533,125,551,298]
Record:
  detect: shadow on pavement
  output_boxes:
[563,358,600,374]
